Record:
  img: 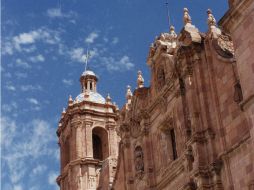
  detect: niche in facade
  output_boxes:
[92,127,109,161]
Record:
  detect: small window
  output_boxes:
[170,129,178,160]
[90,82,93,90]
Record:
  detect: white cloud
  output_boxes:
[112,37,119,44]
[32,165,47,175]
[6,84,16,91]
[47,8,62,18]
[2,102,18,113]
[1,116,57,187]
[2,28,61,55]
[27,98,39,105]
[69,47,98,63]
[70,47,84,62]
[29,54,45,63]
[20,85,42,92]
[62,79,73,86]
[85,32,99,44]
[16,59,30,68]
[101,55,134,72]
[14,32,36,44]
[47,8,77,20]
[48,171,58,185]
[14,185,23,190]
[15,72,28,79]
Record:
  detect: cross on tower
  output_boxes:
[83,48,91,71]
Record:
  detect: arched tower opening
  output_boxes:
[92,127,109,161]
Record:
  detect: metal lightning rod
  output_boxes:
[165,0,171,28]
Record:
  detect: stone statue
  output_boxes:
[134,146,144,172]
[207,9,216,28]
[137,70,144,88]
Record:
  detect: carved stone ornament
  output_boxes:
[147,28,178,67]
[160,113,174,132]
[130,119,141,138]
[212,34,234,58]
[137,71,145,88]
[134,146,144,178]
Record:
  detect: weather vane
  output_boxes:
[165,0,171,28]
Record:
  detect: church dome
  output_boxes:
[75,91,106,104]
[82,70,96,77]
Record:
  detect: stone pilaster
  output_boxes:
[85,120,93,158]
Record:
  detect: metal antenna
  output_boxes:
[165,0,171,28]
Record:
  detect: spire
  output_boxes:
[137,71,144,88]
[183,8,192,25]
[207,9,216,28]
[61,107,66,118]
[106,93,112,104]
[126,85,132,101]
[68,95,73,106]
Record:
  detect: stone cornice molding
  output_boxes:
[218,0,253,32]
[70,120,82,127]
[59,158,102,179]
[83,120,93,127]
[106,123,116,130]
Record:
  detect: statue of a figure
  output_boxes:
[137,71,144,88]
[134,146,144,172]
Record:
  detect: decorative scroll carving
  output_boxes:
[130,121,141,138]
[212,34,234,58]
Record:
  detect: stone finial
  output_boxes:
[183,8,192,25]
[137,70,144,88]
[106,93,112,103]
[126,85,132,100]
[68,95,73,105]
[207,9,216,28]
[169,25,177,39]
[62,108,66,116]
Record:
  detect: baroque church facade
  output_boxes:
[56,0,254,189]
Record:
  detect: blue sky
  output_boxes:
[1,1,228,190]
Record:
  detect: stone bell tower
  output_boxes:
[56,70,119,190]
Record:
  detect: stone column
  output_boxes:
[106,123,117,157]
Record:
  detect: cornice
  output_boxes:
[219,0,254,32]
